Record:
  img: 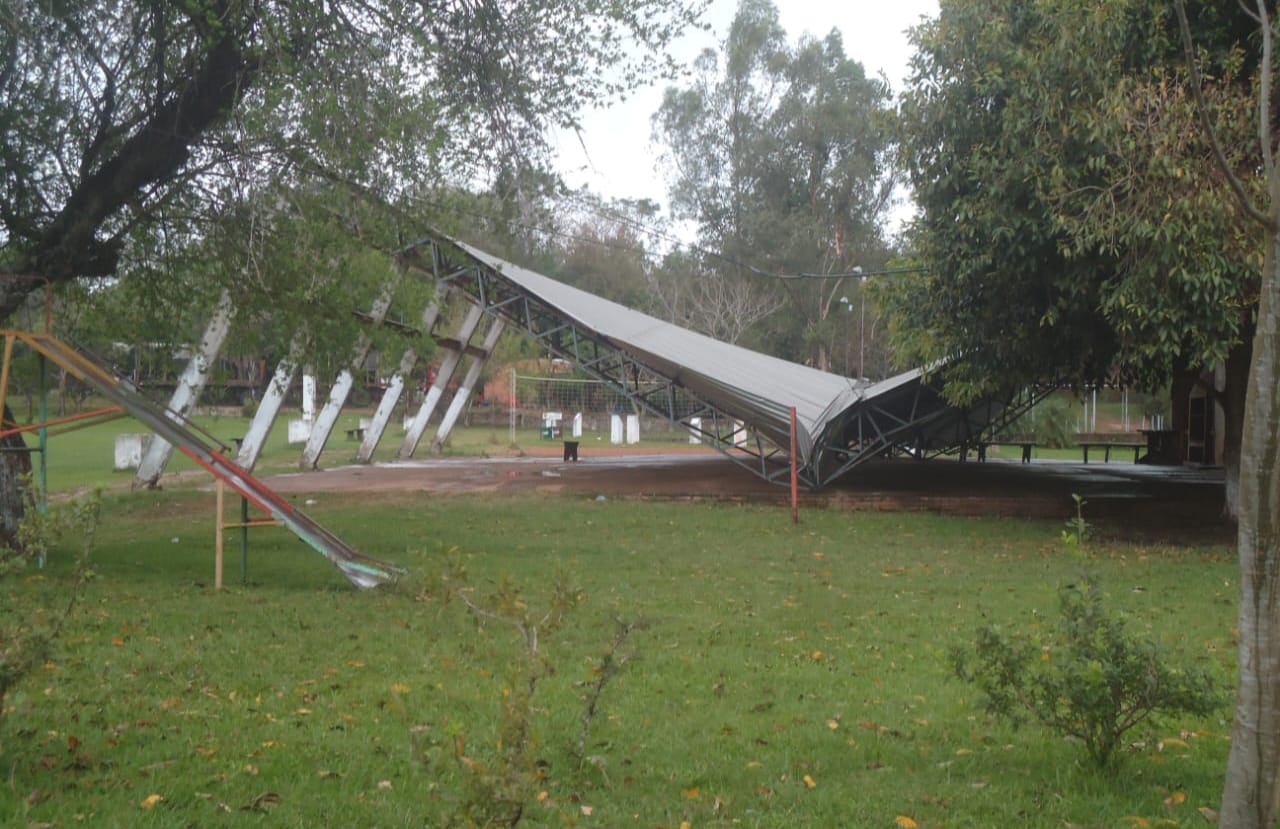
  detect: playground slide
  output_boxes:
[13,331,403,589]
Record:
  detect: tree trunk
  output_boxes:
[1220,224,1280,828]
[1222,336,1252,521]
[0,404,32,549]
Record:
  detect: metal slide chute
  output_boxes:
[3,330,403,589]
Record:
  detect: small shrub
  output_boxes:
[1007,396,1076,448]
[952,571,1222,767]
[413,556,583,825]
[0,488,101,752]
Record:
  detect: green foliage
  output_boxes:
[652,0,896,365]
[1006,395,1077,449]
[0,490,1237,825]
[0,489,101,753]
[889,0,1259,402]
[953,569,1222,767]
[416,553,592,826]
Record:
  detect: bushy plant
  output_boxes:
[953,571,1222,767]
[412,554,583,826]
[1007,395,1077,448]
[0,489,100,751]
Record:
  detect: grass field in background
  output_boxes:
[1,484,1238,827]
[30,409,703,495]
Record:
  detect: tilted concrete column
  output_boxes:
[235,333,307,472]
[299,280,399,469]
[398,303,484,459]
[356,291,444,463]
[430,316,505,454]
[134,290,235,489]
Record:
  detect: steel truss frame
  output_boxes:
[403,237,1049,490]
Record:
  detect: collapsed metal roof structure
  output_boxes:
[401,233,1045,489]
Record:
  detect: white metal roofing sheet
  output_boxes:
[456,240,914,460]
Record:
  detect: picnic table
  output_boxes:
[1075,432,1146,463]
[978,440,1037,464]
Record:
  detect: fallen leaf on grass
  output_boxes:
[240,792,281,813]
[391,683,411,695]
[1198,807,1218,822]
[1164,792,1186,807]
[580,805,593,816]
[317,770,340,779]
[1120,817,1151,828]
[684,787,701,800]
[139,794,163,810]
[802,774,817,789]
[895,817,918,829]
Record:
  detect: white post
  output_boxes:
[134,289,236,489]
[300,278,400,469]
[625,414,640,444]
[356,292,444,463]
[572,412,582,438]
[509,367,517,446]
[429,317,505,454]
[237,334,307,471]
[610,414,623,444]
[689,416,702,444]
[400,303,484,458]
[302,373,316,422]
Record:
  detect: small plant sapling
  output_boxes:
[952,497,1222,767]
[0,487,101,752]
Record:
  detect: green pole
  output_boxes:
[240,496,249,585]
[37,353,47,514]
[36,353,48,569]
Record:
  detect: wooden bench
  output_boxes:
[1075,434,1145,463]
[974,440,1037,464]
[345,427,365,441]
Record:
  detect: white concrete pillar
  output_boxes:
[302,373,316,422]
[399,303,485,459]
[429,317,505,454]
[356,290,444,463]
[134,290,236,489]
[300,278,400,469]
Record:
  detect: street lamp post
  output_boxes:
[858,272,866,381]
[837,266,867,381]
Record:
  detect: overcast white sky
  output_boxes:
[552,0,939,212]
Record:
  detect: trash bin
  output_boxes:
[563,440,579,462]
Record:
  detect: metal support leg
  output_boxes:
[237,334,306,471]
[430,317,505,453]
[357,293,444,462]
[135,290,236,488]
[399,303,483,458]
[300,279,400,469]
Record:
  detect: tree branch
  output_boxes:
[1174,0,1271,227]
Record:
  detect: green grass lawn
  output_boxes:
[31,410,702,495]
[0,487,1238,827]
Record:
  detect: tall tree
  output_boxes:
[1176,4,1280,824]
[651,0,895,366]
[889,0,1257,508]
[0,0,702,541]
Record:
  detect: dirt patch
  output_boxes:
[254,450,1230,545]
